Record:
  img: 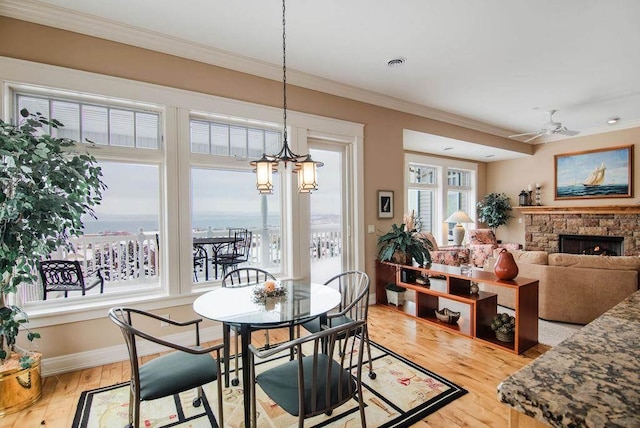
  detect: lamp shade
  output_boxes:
[444,211,473,224]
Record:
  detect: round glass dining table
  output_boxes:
[193,280,341,427]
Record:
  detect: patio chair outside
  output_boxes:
[38,259,104,300]
[218,229,252,275]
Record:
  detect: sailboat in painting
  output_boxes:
[583,162,606,187]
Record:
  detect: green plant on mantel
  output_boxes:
[476,192,513,233]
[0,109,106,368]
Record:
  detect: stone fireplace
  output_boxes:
[518,205,640,256]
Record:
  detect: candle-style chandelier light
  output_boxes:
[250,0,323,194]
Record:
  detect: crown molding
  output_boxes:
[0,0,518,139]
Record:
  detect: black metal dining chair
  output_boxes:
[221,267,284,387]
[38,260,104,300]
[108,307,224,428]
[300,270,376,379]
[249,319,367,428]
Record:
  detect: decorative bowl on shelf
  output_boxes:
[435,308,461,324]
[495,331,514,343]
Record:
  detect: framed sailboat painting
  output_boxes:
[554,145,633,200]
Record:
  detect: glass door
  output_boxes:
[309,143,347,284]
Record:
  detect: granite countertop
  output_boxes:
[497,290,640,427]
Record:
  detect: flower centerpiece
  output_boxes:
[491,312,516,342]
[252,281,287,311]
[252,280,287,301]
[377,211,433,267]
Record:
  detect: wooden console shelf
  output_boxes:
[376,261,539,354]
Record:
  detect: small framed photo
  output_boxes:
[378,190,394,218]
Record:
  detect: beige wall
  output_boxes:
[2,16,632,360]
[487,128,640,245]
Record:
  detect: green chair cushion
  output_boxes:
[301,314,352,334]
[256,354,355,417]
[139,350,218,401]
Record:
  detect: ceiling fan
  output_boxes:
[509,110,579,143]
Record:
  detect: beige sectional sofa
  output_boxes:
[484,250,640,325]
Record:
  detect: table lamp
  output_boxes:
[444,210,474,246]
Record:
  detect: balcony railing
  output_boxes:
[21,224,341,302]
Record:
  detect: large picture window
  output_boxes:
[406,154,477,245]
[14,91,164,305]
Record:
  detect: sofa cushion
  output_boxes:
[548,254,640,271]
[492,249,548,265]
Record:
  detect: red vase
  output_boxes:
[493,248,518,280]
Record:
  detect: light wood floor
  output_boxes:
[1,304,549,427]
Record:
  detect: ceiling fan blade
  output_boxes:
[523,133,543,143]
[557,129,579,136]
[508,131,541,138]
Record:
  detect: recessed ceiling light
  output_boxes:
[607,117,620,125]
[387,57,406,68]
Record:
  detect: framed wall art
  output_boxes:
[554,145,633,200]
[377,190,394,218]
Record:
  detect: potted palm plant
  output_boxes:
[377,211,433,267]
[476,193,513,234]
[0,109,105,414]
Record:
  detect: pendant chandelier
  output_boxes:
[250,0,323,194]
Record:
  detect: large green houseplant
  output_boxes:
[1,109,105,369]
[377,211,433,267]
[476,192,513,233]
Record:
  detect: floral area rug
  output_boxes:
[73,340,466,427]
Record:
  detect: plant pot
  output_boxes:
[391,250,411,265]
[0,353,42,416]
[386,289,405,306]
[495,331,514,343]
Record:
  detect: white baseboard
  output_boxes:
[41,325,224,377]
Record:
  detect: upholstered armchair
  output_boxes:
[468,229,521,268]
[419,232,470,266]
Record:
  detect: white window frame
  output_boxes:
[405,153,478,245]
[0,56,364,328]
[186,114,286,286]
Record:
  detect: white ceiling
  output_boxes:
[2,0,640,161]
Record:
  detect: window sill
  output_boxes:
[24,288,216,329]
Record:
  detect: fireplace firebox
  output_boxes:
[559,234,623,256]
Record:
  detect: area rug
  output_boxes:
[73,340,467,428]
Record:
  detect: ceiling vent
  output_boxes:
[387,57,406,68]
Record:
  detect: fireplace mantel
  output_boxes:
[515,205,640,215]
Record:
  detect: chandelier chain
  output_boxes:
[282,0,287,144]
[249,0,322,194]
